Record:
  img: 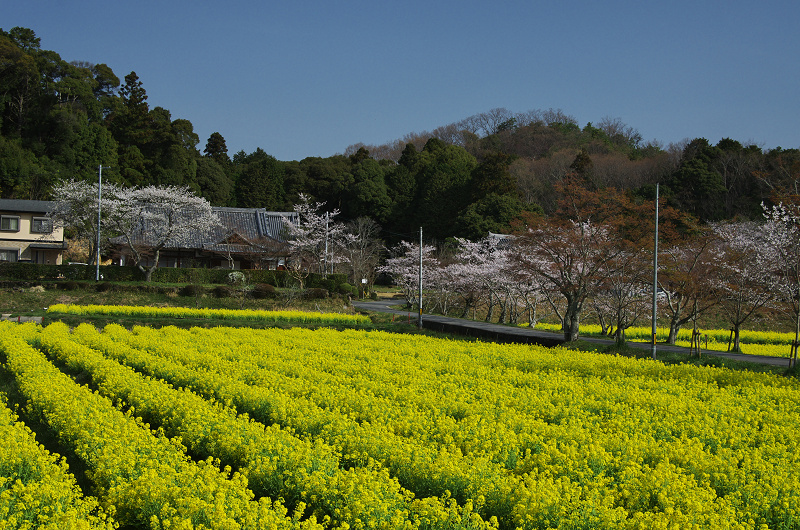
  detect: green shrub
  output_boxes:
[338,283,357,297]
[95,282,115,292]
[248,270,286,286]
[180,284,204,297]
[306,273,347,292]
[212,285,233,298]
[251,283,276,299]
[60,280,80,291]
[99,266,141,282]
[303,287,329,300]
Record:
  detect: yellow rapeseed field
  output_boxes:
[46,303,371,326]
[534,322,797,358]
[1,307,799,529]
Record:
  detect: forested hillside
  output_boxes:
[2,26,799,242]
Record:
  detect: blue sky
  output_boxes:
[5,0,799,161]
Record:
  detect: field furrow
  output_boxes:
[0,384,113,530]
[69,323,800,529]
[0,321,320,530]
[39,321,489,530]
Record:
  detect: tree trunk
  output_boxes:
[563,297,581,342]
[732,325,742,353]
[614,327,626,346]
[667,319,680,345]
[139,249,160,282]
[565,313,580,342]
[793,312,800,369]
[527,304,537,327]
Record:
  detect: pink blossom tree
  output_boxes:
[449,236,510,321]
[761,202,800,367]
[48,179,122,266]
[105,185,218,282]
[711,221,779,352]
[283,194,346,288]
[378,240,439,311]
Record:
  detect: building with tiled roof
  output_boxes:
[115,207,298,270]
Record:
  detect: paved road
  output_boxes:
[353,299,792,368]
[1,314,43,324]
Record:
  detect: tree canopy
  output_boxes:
[0,26,795,247]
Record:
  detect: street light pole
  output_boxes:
[651,183,659,359]
[96,165,109,282]
[418,226,423,329]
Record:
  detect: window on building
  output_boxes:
[0,249,18,262]
[0,216,20,232]
[31,217,53,234]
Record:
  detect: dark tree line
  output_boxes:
[2,27,799,246]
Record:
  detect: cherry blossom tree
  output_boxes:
[448,236,509,320]
[657,230,719,344]
[711,221,778,352]
[48,179,121,266]
[591,247,652,345]
[283,194,346,287]
[378,240,439,311]
[761,202,800,367]
[511,218,626,342]
[105,185,218,282]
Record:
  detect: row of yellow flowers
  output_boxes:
[66,322,494,530]
[0,321,321,530]
[0,390,113,530]
[39,321,489,530]
[533,322,796,358]
[84,324,542,529]
[46,304,371,326]
[78,324,800,529]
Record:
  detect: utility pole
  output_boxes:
[324,211,329,277]
[418,226,423,329]
[651,183,659,359]
[95,165,107,282]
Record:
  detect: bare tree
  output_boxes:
[340,217,384,297]
[597,116,643,148]
[591,248,652,345]
[511,150,576,213]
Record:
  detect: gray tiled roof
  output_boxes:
[117,206,298,251]
[211,208,297,245]
[0,199,56,214]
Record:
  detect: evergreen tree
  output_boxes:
[204,132,230,165]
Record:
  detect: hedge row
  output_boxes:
[0,262,348,291]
